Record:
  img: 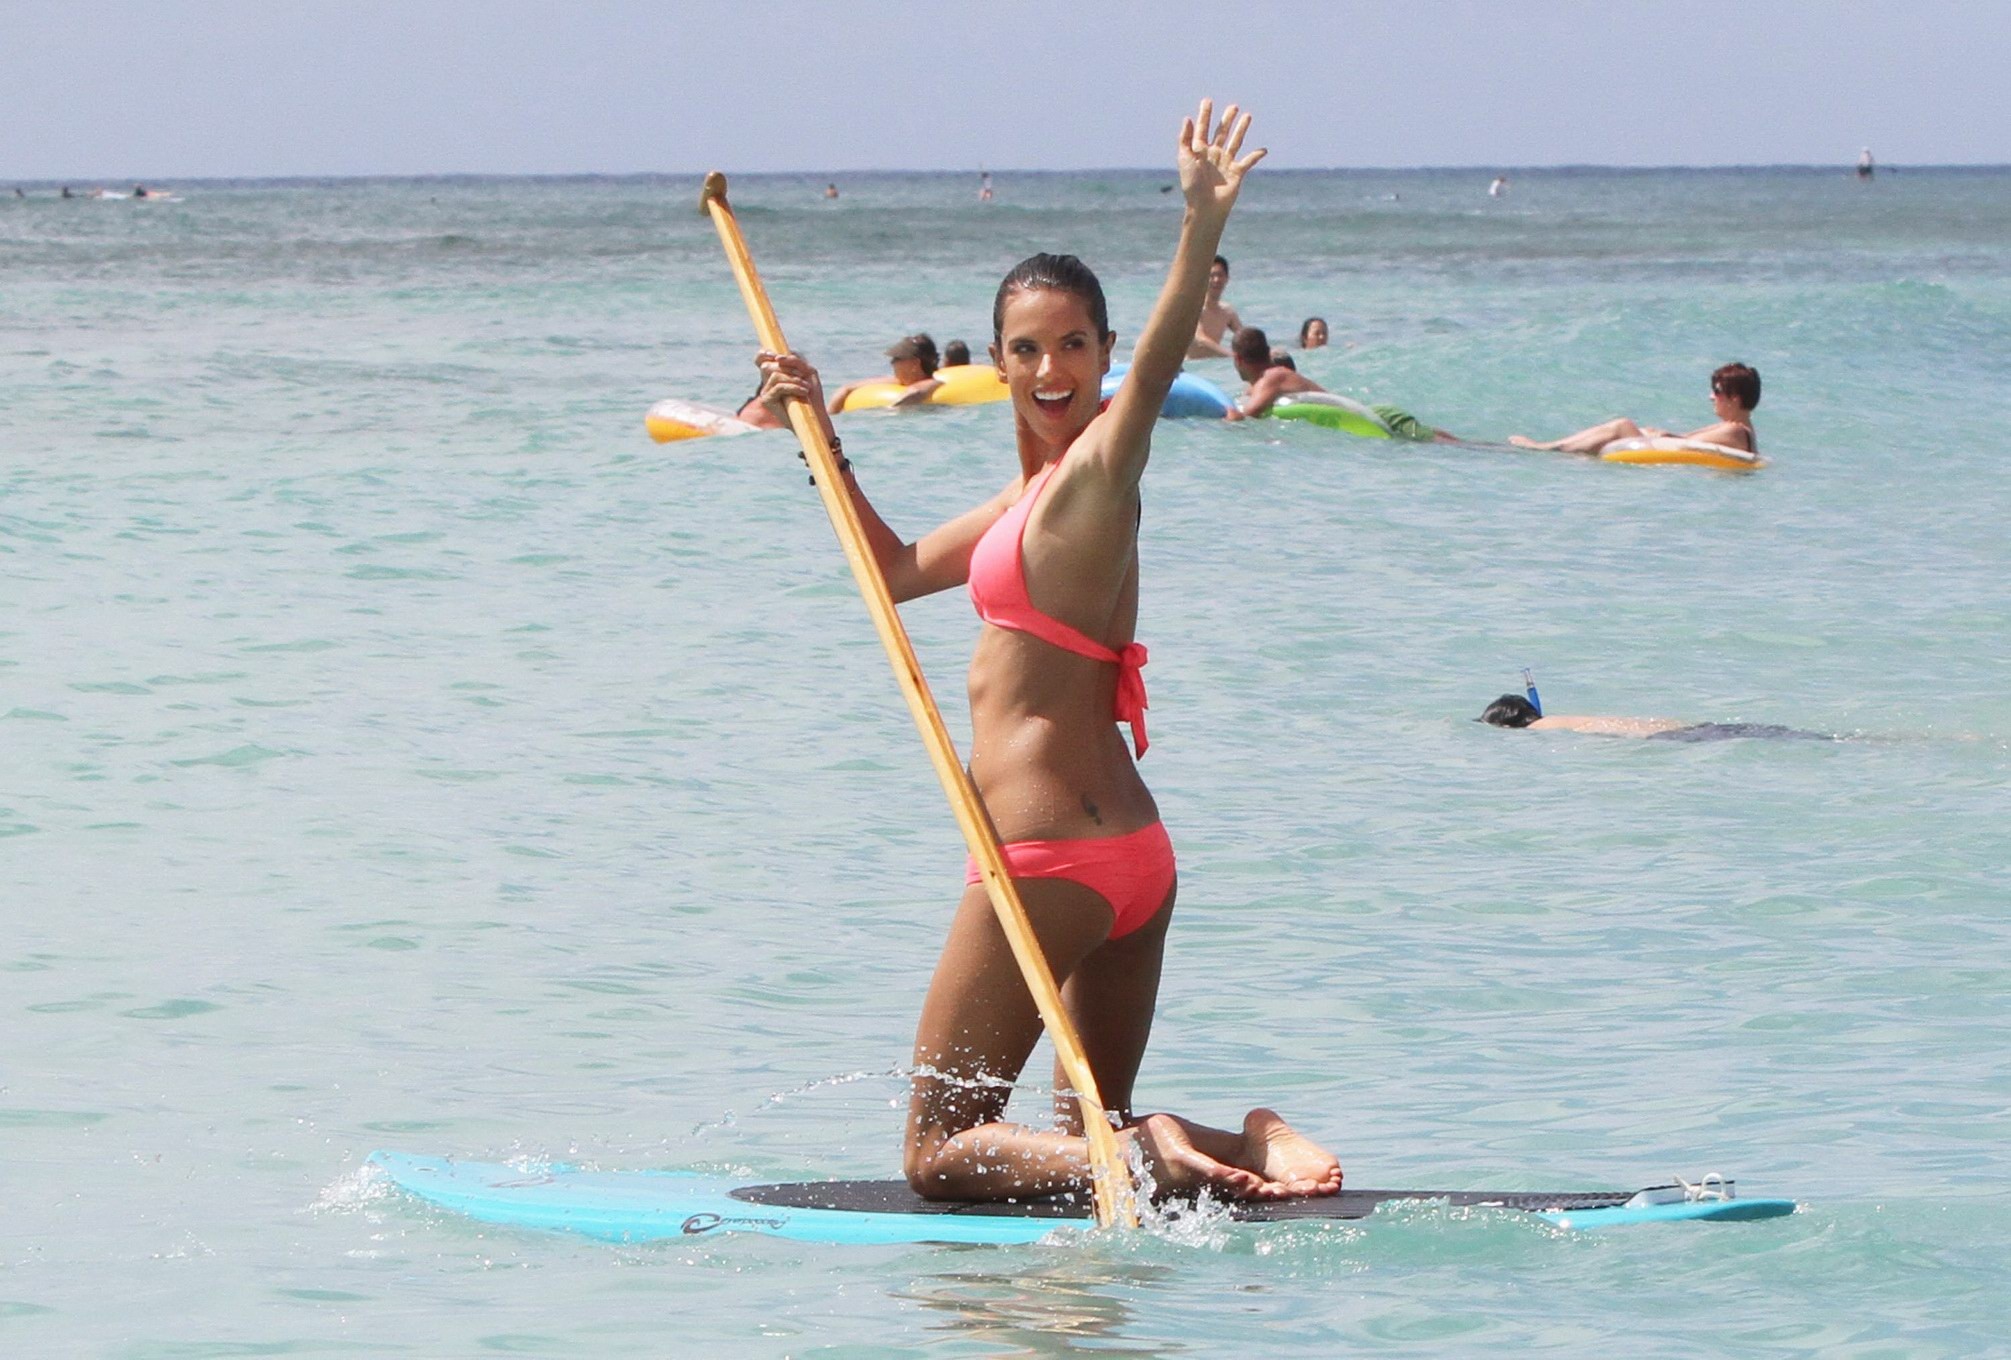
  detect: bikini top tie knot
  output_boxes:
[1111,642,1149,758]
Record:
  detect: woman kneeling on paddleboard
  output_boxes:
[755,102,1339,1205]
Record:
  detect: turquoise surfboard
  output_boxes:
[368,1152,1795,1246]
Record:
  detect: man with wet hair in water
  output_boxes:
[1185,255,1242,359]
[1225,326,1458,440]
[1222,326,1322,418]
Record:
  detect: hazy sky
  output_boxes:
[7,0,2006,179]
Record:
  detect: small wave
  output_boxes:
[311,1160,392,1215]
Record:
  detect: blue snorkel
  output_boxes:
[1522,667,1543,718]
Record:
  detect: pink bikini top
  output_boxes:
[967,459,1149,757]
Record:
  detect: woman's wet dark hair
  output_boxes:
[1478,694,1541,728]
[992,253,1111,341]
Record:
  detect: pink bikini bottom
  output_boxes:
[965,821,1176,939]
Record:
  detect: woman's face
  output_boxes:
[1303,319,1328,349]
[991,289,1114,443]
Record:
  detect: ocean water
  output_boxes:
[2,167,2007,1357]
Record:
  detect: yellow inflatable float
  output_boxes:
[1599,438,1765,472]
[645,398,759,444]
[835,364,1008,413]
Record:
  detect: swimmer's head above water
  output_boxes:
[1478,694,1542,728]
[885,333,941,382]
[1711,362,1761,413]
[1230,325,1279,382]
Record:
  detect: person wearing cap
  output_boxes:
[826,333,945,414]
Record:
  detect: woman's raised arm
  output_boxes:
[1094,100,1266,485]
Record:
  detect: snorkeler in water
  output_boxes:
[1476,689,1835,742]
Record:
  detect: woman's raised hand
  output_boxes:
[1178,99,1266,217]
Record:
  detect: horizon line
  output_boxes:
[8,162,2008,186]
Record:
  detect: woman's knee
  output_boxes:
[903,1135,956,1199]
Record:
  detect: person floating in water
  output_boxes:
[1224,325,1458,440]
[1509,362,1760,456]
[825,333,943,412]
[1488,175,1508,197]
[1856,148,1875,181]
[824,182,840,199]
[1184,254,1242,359]
[1477,693,1834,742]
[754,100,1340,1205]
[979,170,994,202]
[1223,326,1324,417]
[942,339,972,367]
[1299,316,1328,350]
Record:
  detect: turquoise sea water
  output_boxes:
[3,168,2007,1356]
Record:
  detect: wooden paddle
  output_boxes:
[700,172,1139,1229]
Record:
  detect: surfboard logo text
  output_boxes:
[681,1212,786,1235]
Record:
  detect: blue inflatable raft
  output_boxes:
[1101,363,1234,419]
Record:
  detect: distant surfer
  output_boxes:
[826,333,943,413]
[1857,148,1875,181]
[755,101,1340,1205]
[1184,254,1241,359]
[1477,693,1834,742]
[1224,325,1459,439]
[1510,363,1760,455]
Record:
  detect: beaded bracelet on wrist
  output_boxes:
[805,436,852,485]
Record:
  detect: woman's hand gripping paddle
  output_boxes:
[699,172,1139,1230]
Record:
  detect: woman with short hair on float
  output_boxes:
[754,101,1341,1206]
[1510,363,1762,456]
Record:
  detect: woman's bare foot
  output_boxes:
[1123,1113,1268,1200]
[1123,1110,1341,1201]
[1236,1108,1342,1199]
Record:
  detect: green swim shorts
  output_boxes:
[1369,404,1434,442]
